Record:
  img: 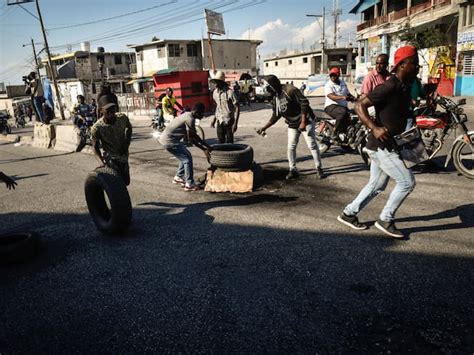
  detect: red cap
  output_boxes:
[391,45,418,72]
[329,67,340,76]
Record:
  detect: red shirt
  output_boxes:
[361,69,391,95]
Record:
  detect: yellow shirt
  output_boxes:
[162,95,177,115]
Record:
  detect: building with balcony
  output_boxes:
[454,1,474,95]
[350,0,459,95]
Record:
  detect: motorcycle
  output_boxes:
[76,114,95,152]
[15,114,26,128]
[416,96,473,179]
[314,109,369,154]
[0,114,12,134]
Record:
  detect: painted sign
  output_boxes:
[205,9,225,35]
[457,31,474,51]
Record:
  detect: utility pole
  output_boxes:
[22,39,42,80]
[306,6,325,73]
[8,0,66,120]
[332,0,342,48]
[35,0,65,120]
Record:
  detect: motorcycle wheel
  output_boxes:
[4,124,11,134]
[315,122,331,154]
[453,140,474,179]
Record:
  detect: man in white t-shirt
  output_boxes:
[323,67,356,140]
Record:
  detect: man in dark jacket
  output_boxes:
[257,75,324,179]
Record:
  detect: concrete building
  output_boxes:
[0,85,30,117]
[128,38,262,81]
[262,48,357,88]
[349,0,459,95]
[455,1,474,95]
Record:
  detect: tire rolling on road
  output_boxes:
[0,232,40,265]
[210,144,254,172]
[85,167,132,234]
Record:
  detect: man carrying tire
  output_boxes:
[257,75,325,180]
[159,102,212,191]
[90,95,132,186]
[210,71,240,144]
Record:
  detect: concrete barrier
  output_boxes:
[53,125,81,152]
[0,134,20,143]
[33,123,55,149]
[204,164,263,193]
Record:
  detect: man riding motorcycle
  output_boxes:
[73,95,93,128]
[162,87,183,122]
[324,68,356,142]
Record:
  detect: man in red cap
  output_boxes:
[337,45,419,238]
[324,67,356,141]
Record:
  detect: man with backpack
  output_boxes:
[210,71,240,144]
[256,75,325,180]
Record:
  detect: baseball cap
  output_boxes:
[98,95,117,110]
[329,67,340,76]
[391,45,418,72]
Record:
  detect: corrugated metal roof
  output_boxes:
[349,0,378,14]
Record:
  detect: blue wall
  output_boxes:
[454,75,474,96]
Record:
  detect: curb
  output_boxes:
[0,134,20,143]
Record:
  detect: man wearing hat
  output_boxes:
[90,95,133,185]
[324,67,356,141]
[210,71,240,144]
[337,46,419,238]
[256,74,324,180]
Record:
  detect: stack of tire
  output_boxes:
[209,144,254,172]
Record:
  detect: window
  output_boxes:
[303,57,308,63]
[157,44,165,58]
[288,60,293,65]
[463,51,474,76]
[168,44,180,57]
[187,43,198,57]
[114,55,122,65]
[275,61,278,66]
[191,81,203,93]
[92,83,96,94]
[265,63,269,67]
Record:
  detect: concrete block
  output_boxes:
[54,125,81,152]
[33,123,55,149]
[0,134,20,143]
[205,164,263,193]
[19,135,34,144]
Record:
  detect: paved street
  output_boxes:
[1,101,473,353]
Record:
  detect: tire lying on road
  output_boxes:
[0,232,40,265]
[210,144,254,171]
[85,167,132,234]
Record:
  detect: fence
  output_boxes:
[116,93,157,118]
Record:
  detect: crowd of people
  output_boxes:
[1,45,422,239]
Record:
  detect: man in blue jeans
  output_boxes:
[337,46,420,238]
[159,103,212,191]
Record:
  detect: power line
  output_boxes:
[47,0,177,31]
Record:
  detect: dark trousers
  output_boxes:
[324,104,350,134]
[106,159,130,186]
[216,120,234,144]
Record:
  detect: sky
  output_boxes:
[0,0,358,84]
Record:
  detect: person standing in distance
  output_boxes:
[337,46,420,238]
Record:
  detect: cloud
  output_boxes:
[240,18,358,58]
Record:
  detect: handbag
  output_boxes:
[393,126,429,168]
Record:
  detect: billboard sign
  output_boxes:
[205,9,225,35]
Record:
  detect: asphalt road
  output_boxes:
[1,101,473,353]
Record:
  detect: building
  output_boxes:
[455,1,474,95]
[42,44,135,114]
[349,0,459,95]
[262,47,357,88]
[128,38,262,87]
[0,85,30,116]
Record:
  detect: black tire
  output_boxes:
[210,143,254,171]
[453,139,474,179]
[3,124,12,134]
[84,167,132,234]
[0,232,40,265]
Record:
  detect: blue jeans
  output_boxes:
[165,143,194,185]
[287,120,322,171]
[344,148,415,222]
